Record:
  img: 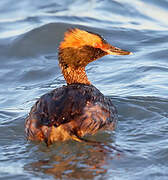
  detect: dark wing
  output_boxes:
[27,84,117,129]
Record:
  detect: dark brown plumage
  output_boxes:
[25,28,132,145]
[25,84,117,145]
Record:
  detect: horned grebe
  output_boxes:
[25,28,132,146]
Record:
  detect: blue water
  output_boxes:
[1,0,168,179]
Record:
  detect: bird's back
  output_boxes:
[25,84,117,145]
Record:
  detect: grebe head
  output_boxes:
[58,28,132,85]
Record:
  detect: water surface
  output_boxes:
[0,0,168,179]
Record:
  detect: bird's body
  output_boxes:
[25,28,131,145]
[25,84,117,145]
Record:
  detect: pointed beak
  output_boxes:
[103,44,132,56]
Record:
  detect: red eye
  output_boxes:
[94,42,102,48]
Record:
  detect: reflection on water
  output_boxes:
[24,137,120,179]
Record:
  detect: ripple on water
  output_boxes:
[1,0,168,179]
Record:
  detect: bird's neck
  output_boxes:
[60,64,91,85]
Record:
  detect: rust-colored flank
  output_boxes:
[25,28,132,146]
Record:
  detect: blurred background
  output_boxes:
[0,0,168,179]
